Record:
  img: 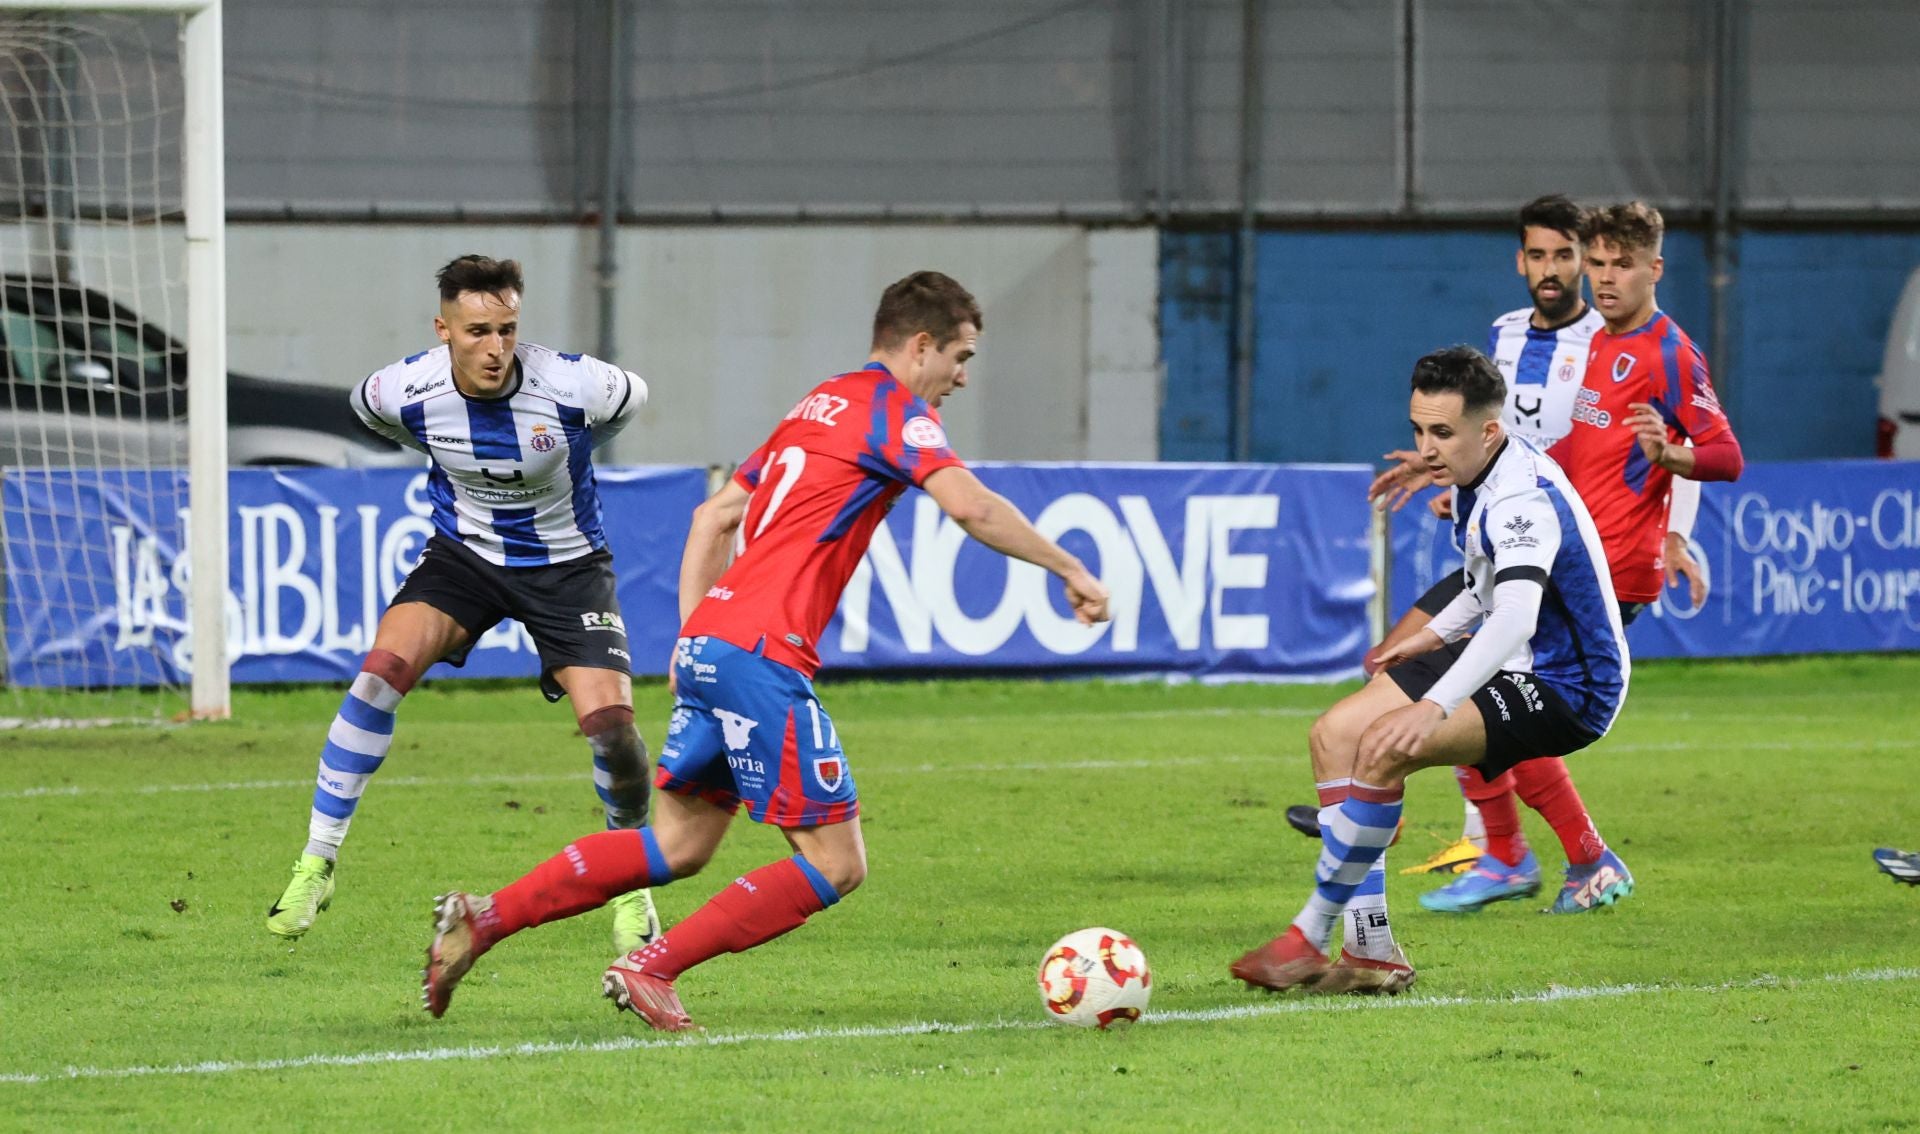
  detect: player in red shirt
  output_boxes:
[419,271,1110,1029]
[1553,201,1744,605]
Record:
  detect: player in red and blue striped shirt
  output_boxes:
[420,272,1110,1029]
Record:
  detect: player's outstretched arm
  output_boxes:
[921,467,1110,625]
[679,479,751,625]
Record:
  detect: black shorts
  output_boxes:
[390,535,631,701]
[1385,639,1600,780]
[1413,573,1466,617]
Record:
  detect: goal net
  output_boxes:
[0,3,226,725]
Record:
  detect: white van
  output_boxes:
[1879,266,1920,458]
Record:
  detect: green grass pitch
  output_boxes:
[3,656,1918,1131]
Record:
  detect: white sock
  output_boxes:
[1461,799,1486,846]
[1343,859,1398,961]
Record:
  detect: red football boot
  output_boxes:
[1317,945,1417,996]
[603,954,697,1032]
[1228,926,1330,992]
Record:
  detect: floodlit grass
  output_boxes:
[3,657,1918,1131]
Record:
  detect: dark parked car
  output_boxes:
[1,274,417,469]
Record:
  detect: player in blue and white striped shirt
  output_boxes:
[265,255,661,953]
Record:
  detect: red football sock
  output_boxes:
[478,829,660,946]
[633,858,832,982]
[1455,766,1524,865]
[1512,757,1605,865]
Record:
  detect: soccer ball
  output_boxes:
[1037,927,1151,1029]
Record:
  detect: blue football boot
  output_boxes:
[1418,848,1542,913]
[1547,848,1635,914]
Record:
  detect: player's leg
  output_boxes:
[1233,673,1426,993]
[1419,762,1543,914]
[266,595,474,939]
[520,549,663,952]
[604,646,859,1030]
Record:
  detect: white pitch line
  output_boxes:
[2,967,1913,1087]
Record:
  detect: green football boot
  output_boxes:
[266,854,336,939]
[609,888,661,955]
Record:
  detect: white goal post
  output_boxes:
[0,0,226,718]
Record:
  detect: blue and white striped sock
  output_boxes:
[1292,781,1404,951]
[304,671,404,860]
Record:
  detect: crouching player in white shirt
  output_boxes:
[1230,344,1630,995]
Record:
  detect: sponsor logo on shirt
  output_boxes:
[902,415,948,449]
[1611,354,1635,383]
[1571,386,1612,429]
[405,377,449,399]
[706,586,734,601]
[1504,516,1534,536]
[366,376,382,411]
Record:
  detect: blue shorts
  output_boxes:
[654,636,858,828]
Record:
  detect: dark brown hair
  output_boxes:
[1517,194,1584,244]
[435,255,524,303]
[871,271,982,350]
[1411,345,1506,418]
[1581,202,1665,255]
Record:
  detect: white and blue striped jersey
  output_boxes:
[1484,305,1605,448]
[1441,437,1630,738]
[352,343,645,567]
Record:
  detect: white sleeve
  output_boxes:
[1420,490,1559,715]
[1424,584,1483,643]
[352,372,426,453]
[585,358,646,447]
[1422,578,1545,715]
[1666,445,1700,538]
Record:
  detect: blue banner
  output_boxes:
[818,463,1374,679]
[5,463,1376,686]
[1388,460,1920,658]
[4,466,706,687]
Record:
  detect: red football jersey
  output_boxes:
[1549,312,1736,603]
[680,363,966,676]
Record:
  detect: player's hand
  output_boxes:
[1063,569,1111,626]
[1664,531,1708,607]
[1358,698,1447,764]
[1368,451,1433,512]
[1368,628,1444,672]
[1627,402,1672,467]
[1427,493,1454,521]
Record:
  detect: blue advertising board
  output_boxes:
[5,462,1378,686]
[3,466,706,687]
[1388,460,1920,658]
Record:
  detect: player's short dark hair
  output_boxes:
[1581,201,1665,255]
[1517,194,1584,244]
[872,271,983,350]
[436,255,524,303]
[1410,345,1506,418]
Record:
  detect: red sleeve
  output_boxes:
[867,388,966,487]
[1663,341,1734,447]
[1687,433,1744,481]
[732,446,768,492]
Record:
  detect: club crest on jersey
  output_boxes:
[813,756,845,792]
[529,423,557,452]
[901,415,947,449]
[1557,357,1578,382]
[1611,354,1636,383]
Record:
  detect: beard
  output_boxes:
[1532,277,1580,322]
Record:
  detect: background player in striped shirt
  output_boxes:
[265,256,661,955]
[420,271,1111,1030]
[1290,197,1709,913]
[1232,346,1630,995]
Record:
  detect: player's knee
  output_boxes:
[1308,709,1357,769]
[583,706,651,823]
[810,845,867,897]
[662,839,714,879]
[1353,724,1412,785]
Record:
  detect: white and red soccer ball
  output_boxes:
[1037,927,1151,1029]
